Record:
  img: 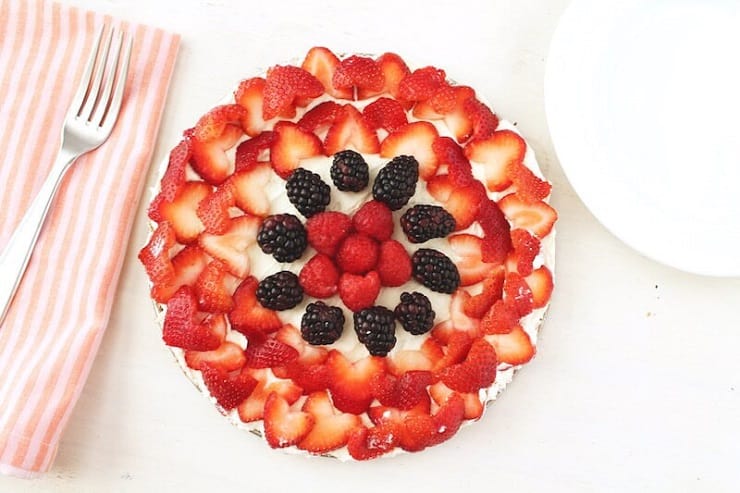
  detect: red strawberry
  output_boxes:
[367,397,431,427]
[464,130,525,192]
[229,164,273,217]
[478,198,513,264]
[148,137,191,222]
[429,382,484,420]
[426,173,455,203]
[449,291,482,335]
[371,370,433,410]
[463,97,499,142]
[323,104,380,156]
[237,371,302,422]
[432,136,474,186]
[270,121,323,179]
[352,200,393,241]
[432,330,474,371]
[282,361,332,394]
[297,390,362,453]
[486,325,535,365]
[387,349,435,376]
[526,266,553,308]
[379,121,439,180]
[299,253,340,298]
[274,324,329,366]
[438,338,497,393]
[139,222,177,299]
[185,341,246,372]
[508,228,541,276]
[365,52,411,102]
[159,181,210,243]
[301,46,353,99]
[445,181,487,230]
[189,124,242,185]
[327,351,386,414]
[234,77,268,136]
[262,65,324,120]
[347,424,399,460]
[162,286,221,351]
[498,194,557,238]
[234,131,273,171]
[228,277,282,338]
[504,271,534,317]
[198,215,261,278]
[297,101,341,133]
[480,299,519,335]
[447,234,498,286]
[195,186,233,235]
[335,233,379,275]
[245,337,299,369]
[194,260,240,313]
[463,267,505,318]
[337,271,381,312]
[376,239,412,287]
[507,161,552,203]
[427,392,465,446]
[398,66,447,102]
[263,392,315,448]
[194,104,249,142]
[153,245,210,303]
[442,86,478,142]
[305,211,353,256]
[332,55,385,95]
[201,364,258,410]
[362,97,408,133]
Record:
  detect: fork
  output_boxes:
[0,26,133,325]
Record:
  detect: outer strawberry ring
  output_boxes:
[140,47,557,460]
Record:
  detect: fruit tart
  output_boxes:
[139,47,557,460]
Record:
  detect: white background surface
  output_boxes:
[3,0,740,491]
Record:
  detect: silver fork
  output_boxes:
[0,26,133,325]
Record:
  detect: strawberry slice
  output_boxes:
[190,124,242,185]
[486,325,535,365]
[185,341,246,373]
[448,234,498,286]
[237,370,302,422]
[480,299,519,335]
[234,77,268,136]
[507,161,552,203]
[194,259,240,313]
[332,55,385,96]
[427,392,465,446]
[198,214,260,278]
[263,392,315,448]
[148,137,191,222]
[245,337,299,369]
[301,46,353,100]
[201,363,258,410]
[274,324,329,366]
[324,104,380,156]
[151,245,210,304]
[426,173,454,203]
[270,121,323,179]
[347,423,399,460]
[262,65,324,120]
[508,228,541,276]
[437,338,497,393]
[362,97,408,134]
[337,271,381,312]
[503,271,534,317]
[464,129,524,192]
[463,267,505,318]
[305,211,353,257]
[230,164,273,217]
[478,198,513,264]
[445,180,487,230]
[498,194,557,238]
[368,399,433,452]
[297,390,362,453]
[194,104,249,142]
[526,266,553,308]
[234,131,273,172]
[442,86,478,142]
[327,351,386,415]
[363,52,411,102]
[298,253,340,299]
[380,121,440,180]
[398,66,447,102]
[159,181,210,244]
[139,222,177,300]
[370,370,433,410]
[449,290,481,333]
[432,136,474,186]
[463,97,499,142]
[162,286,222,351]
[387,349,435,376]
[297,101,341,133]
[228,277,283,338]
[429,381,484,420]
[431,330,474,371]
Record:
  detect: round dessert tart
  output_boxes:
[139,47,557,460]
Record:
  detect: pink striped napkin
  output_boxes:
[0,0,179,479]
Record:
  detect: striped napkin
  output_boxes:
[0,0,179,479]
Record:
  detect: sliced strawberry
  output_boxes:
[431,330,474,371]
[148,137,191,222]
[194,104,249,142]
[229,163,273,217]
[507,161,552,203]
[327,351,386,415]
[234,77,268,136]
[427,392,465,446]
[379,121,439,180]
[396,371,434,410]
[337,271,381,312]
[263,392,315,448]
[185,341,246,373]
[526,266,553,309]
[270,121,323,179]
[189,124,242,185]
[508,228,541,276]
[365,52,411,102]
[298,253,340,298]
[387,349,435,376]
[324,104,380,156]
[444,181,487,230]
[362,97,408,133]
[194,259,240,313]
[301,46,353,99]
[498,194,557,238]
[367,396,431,427]
[398,66,447,102]
[195,186,233,235]
[332,55,385,96]
[245,337,299,369]
[237,371,302,422]
[376,239,412,287]
[480,299,519,335]
[305,211,353,256]
[297,101,341,133]
[438,338,497,393]
[159,181,210,243]
[234,131,273,172]
[347,424,399,460]
[426,174,455,203]
[198,215,260,278]
[421,337,445,365]
[503,271,534,317]
[463,268,505,318]
[464,130,525,192]
[297,390,362,453]
[336,233,379,275]
[274,324,329,366]
[463,97,499,142]
[283,362,332,393]
[201,363,258,410]
[262,65,324,120]
[486,325,535,365]
[478,198,513,264]
[150,245,209,303]
[432,136,474,186]
[449,290,481,333]
[448,234,498,286]
[228,277,282,338]
[139,222,177,300]
[162,286,221,351]
[442,86,478,143]
[429,382,484,420]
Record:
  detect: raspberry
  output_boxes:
[372,155,419,211]
[305,211,353,256]
[352,200,394,241]
[285,168,331,218]
[301,301,345,345]
[256,271,304,311]
[376,240,412,287]
[330,150,369,192]
[336,234,379,274]
[257,214,307,262]
[400,204,456,243]
[353,306,397,356]
[298,254,339,298]
[338,271,380,312]
[411,248,460,294]
[394,292,435,336]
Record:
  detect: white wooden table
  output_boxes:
[3,0,740,491]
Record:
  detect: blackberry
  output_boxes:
[353,306,397,357]
[394,292,435,335]
[400,204,456,243]
[411,248,460,294]
[285,168,331,218]
[257,214,307,262]
[331,150,369,192]
[256,271,303,310]
[301,301,345,345]
[372,155,419,211]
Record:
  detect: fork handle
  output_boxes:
[0,149,77,325]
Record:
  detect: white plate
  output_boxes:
[546,0,740,276]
